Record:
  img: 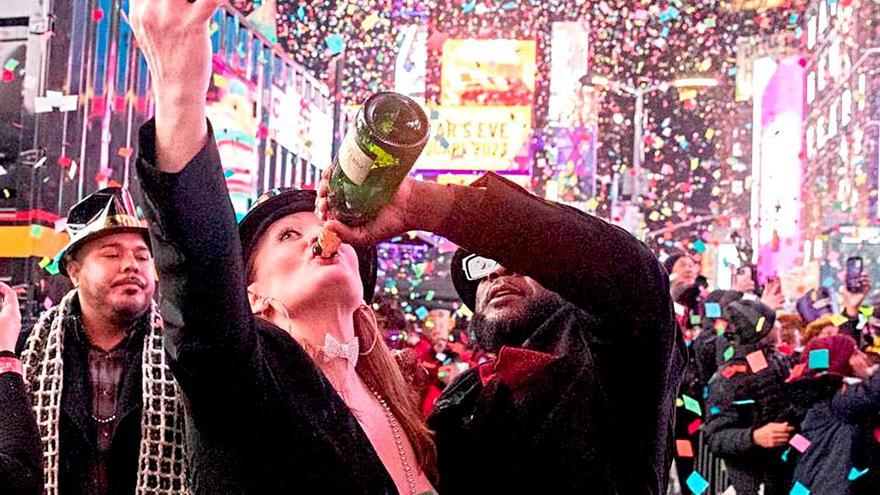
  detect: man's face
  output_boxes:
[470,264,562,352]
[672,256,698,286]
[67,232,155,323]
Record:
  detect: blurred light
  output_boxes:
[671,77,718,88]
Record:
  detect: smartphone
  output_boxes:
[846,256,864,293]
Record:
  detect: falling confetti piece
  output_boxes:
[848,467,869,481]
[790,482,809,495]
[325,34,345,55]
[685,471,708,495]
[789,434,811,453]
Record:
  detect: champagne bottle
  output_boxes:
[314,92,429,256]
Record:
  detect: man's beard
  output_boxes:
[469,291,564,353]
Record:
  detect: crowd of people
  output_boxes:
[0,1,681,494]
[0,2,876,495]
[665,252,880,495]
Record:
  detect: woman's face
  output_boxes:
[249,211,363,313]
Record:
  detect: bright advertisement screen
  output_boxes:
[416,39,535,174]
[750,55,805,278]
[416,105,532,172]
[206,58,259,220]
[548,21,590,126]
[439,39,536,107]
[269,82,333,170]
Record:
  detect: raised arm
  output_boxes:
[130,0,259,414]
[322,173,673,343]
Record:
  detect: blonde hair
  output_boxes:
[353,305,437,479]
[803,315,838,346]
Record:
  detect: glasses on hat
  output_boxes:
[250,188,292,210]
[462,254,499,281]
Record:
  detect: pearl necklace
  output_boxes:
[370,387,417,495]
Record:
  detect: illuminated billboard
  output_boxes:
[416,105,532,172]
[750,55,805,279]
[206,58,259,220]
[439,39,537,106]
[418,38,536,175]
[548,21,590,126]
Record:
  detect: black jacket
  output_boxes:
[0,366,42,495]
[135,120,397,495]
[792,372,880,495]
[16,299,150,495]
[426,174,685,494]
[703,343,795,492]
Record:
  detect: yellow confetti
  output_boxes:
[756,316,765,332]
[829,315,849,327]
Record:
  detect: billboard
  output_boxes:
[417,38,536,176]
[416,106,532,172]
[439,39,536,106]
[548,21,590,126]
[750,55,805,279]
[269,82,333,170]
[206,58,259,219]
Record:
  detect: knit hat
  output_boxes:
[799,334,857,377]
[723,299,777,346]
[662,251,688,276]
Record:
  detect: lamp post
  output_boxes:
[591,76,718,207]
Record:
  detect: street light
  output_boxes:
[591,75,718,221]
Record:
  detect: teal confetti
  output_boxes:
[705,303,721,318]
[4,58,19,71]
[848,467,869,481]
[682,395,701,416]
[808,349,829,370]
[790,481,810,495]
[685,472,708,495]
[224,169,235,178]
[325,34,345,55]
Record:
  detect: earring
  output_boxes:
[358,303,379,356]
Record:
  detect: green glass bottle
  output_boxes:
[327,92,429,226]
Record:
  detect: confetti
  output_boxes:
[325,34,345,55]
[682,394,701,416]
[829,314,849,327]
[789,434,811,453]
[808,349,830,370]
[675,439,694,458]
[705,303,721,318]
[746,350,768,373]
[723,346,734,361]
[848,467,869,481]
[685,471,709,495]
[790,481,810,495]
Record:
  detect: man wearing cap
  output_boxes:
[315,164,685,491]
[15,187,187,495]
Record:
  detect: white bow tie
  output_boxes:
[321,333,359,367]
